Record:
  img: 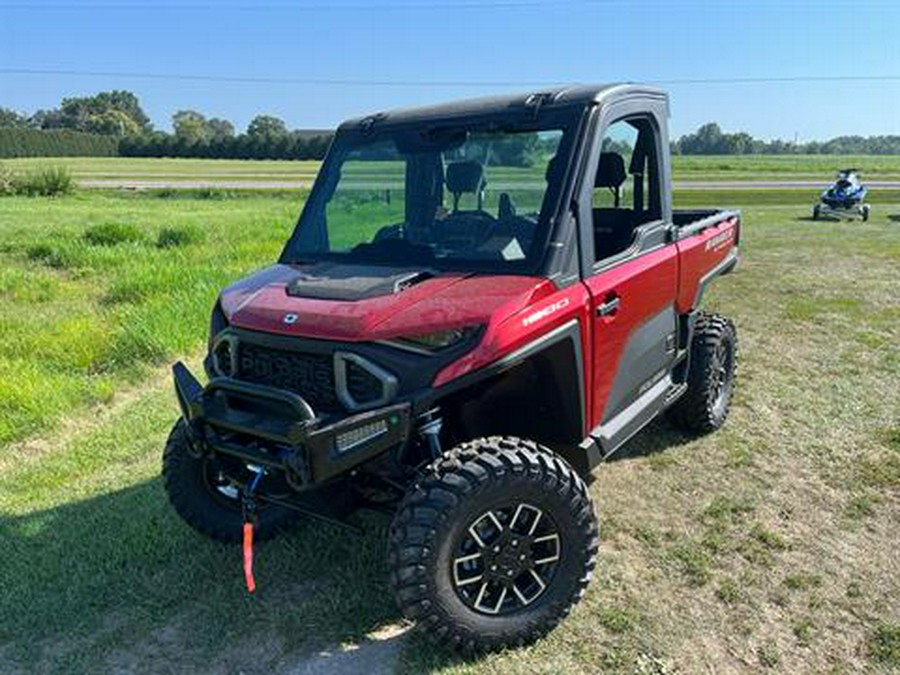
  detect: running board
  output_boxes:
[593,376,674,459]
[574,379,687,474]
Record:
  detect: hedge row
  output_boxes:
[119,133,331,160]
[0,128,119,158]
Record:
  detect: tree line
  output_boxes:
[2,91,900,158]
[0,90,332,159]
[0,128,118,158]
[671,122,900,155]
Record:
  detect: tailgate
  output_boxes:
[673,210,740,313]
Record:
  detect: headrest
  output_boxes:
[446,161,485,195]
[596,152,626,189]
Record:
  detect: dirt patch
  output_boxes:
[280,624,409,675]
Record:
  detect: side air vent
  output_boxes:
[212,334,239,377]
[334,352,398,412]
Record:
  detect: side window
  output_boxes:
[592,116,661,263]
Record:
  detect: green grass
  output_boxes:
[5,154,900,186]
[673,154,900,179]
[0,190,302,444]
[1,193,899,673]
[3,156,324,182]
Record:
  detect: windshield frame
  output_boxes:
[280,105,584,276]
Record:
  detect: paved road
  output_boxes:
[78,178,900,190]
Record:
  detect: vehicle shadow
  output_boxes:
[888,214,900,222]
[0,478,474,673]
[603,417,695,464]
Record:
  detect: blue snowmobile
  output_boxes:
[813,169,870,221]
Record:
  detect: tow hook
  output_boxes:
[240,469,264,594]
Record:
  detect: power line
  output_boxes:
[2,68,900,88]
[0,0,886,8]
[0,68,547,88]
[3,0,597,9]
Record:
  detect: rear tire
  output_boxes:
[668,313,737,434]
[812,204,821,220]
[162,419,300,542]
[388,436,598,653]
[861,205,870,221]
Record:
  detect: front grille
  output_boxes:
[237,343,340,412]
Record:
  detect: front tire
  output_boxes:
[162,419,300,542]
[388,437,598,652]
[668,313,737,434]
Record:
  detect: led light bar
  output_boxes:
[335,420,389,454]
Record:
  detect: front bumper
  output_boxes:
[173,361,412,488]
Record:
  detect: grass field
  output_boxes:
[1,188,899,673]
[0,191,302,444]
[5,154,900,185]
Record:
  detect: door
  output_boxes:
[579,114,679,454]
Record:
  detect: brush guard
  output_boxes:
[172,361,412,492]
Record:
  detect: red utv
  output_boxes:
[164,84,741,651]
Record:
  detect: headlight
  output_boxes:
[390,325,482,353]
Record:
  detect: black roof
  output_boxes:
[337,83,666,130]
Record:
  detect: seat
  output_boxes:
[592,152,635,260]
[595,152,626,206]
[445,161,486,211]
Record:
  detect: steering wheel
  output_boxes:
[434,210,497,251]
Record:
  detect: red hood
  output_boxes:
[220,264,556,341]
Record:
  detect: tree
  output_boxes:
[172,110,210,144]
[57,90,151,136]
[0,107,29,128]
[247,114,288,139]
[29,108,66,129]
[206,118,235,142]
[85,109,142,137]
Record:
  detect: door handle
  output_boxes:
[597,295,620,317]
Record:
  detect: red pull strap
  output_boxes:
[242,522,256,593]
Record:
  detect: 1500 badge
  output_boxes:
[522,298,570,327]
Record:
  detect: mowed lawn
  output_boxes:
[0,190,898,673]
[6,154,900,184]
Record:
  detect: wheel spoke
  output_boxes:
[510,503,542,536]
[529,568,547,592]
[512,582,533,606]
[512,569,547,607]
[469,510,500,547]
[491,586,508,614]
[453,551,483,587]
[473,582,489,610]
[533,533,561,565]
[486,510,505,535]
[528,508,543,536]
[467,525,487,548]
[456,573,483,587]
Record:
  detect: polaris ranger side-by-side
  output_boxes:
[165,84,740,651]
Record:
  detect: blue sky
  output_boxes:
[1,0,898,140]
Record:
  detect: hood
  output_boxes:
[219,263,556,342]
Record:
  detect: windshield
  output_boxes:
[282,119,573,273]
